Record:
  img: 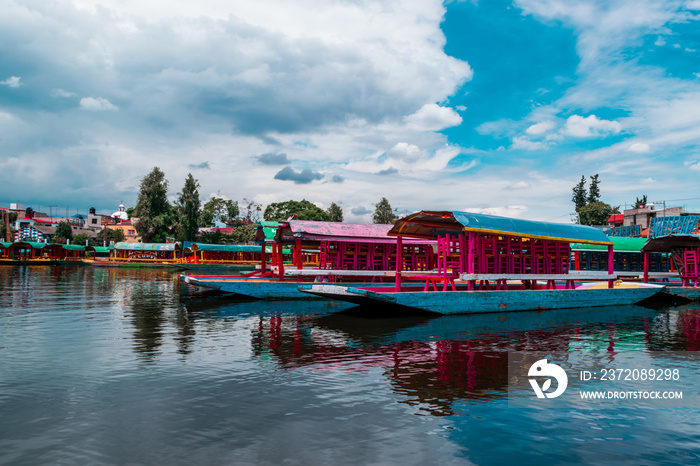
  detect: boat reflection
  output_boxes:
[246,304,679,416]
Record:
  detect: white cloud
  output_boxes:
[1,76,21,88]
[387,142,423,161]
[655,36,667,46]
[463,205,529,217]
[404,103,463,131]
[685,160,700,170]
[526,120,555,135]
[563,115,622,138]
[511,137,548,150]
[79,97,118,111]
[505,181,530,190]
[640,177,656,183]
[628,142,651,152]
[51,89,76,98]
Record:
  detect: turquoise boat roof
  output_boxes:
[114,242,180,251]
[9,241,49,249]
[190,243,262,253]
[572,237,647,252]
[0,242,13,248]
[389,211,612,245]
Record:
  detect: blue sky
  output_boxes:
[1,0,700,222]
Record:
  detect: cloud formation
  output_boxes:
[274,166,324,184]
[79,97,118,112]
[255,153,290,165]
[1,76,21,88]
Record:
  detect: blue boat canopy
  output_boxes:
[389,211,613,245]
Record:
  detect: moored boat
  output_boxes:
[300,210,666,314]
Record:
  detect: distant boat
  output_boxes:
[300,211,665,315]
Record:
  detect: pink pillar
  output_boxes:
[468,231,476,291]
[643,250,649,283]
[394,236,403,292]
[608,244,614,288]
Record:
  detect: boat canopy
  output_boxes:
[114,242,181,251]
[0,242,13,248]
[641,234,700,252]
[8,241,50,249]
[572,237,648,252]
[59,244,86,251]
[389,211,613,245]
[275,220,432,244]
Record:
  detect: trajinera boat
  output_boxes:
[300,211,664,314]
[182,220,436,299]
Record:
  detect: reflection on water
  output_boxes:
[2,266,700,464]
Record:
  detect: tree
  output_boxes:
[373,198,396,224]
[1,211,17,241]
[72,233,93,247]
[634,195,648,209]
[229,222,257,243]
[263,199,330,221]
[200,196,239,227]
[198,230,225,245]
[572,176,588,213]
[327,202,343,222]
[176,174,201,241]
[578,201,620,226]
[55,221,73,240]
[241,197,262,222]
[587,174,601,204]
[133,167,173,243]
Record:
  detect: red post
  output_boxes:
[295,239,303,269]
[394,236,403,292]
[260,244,266,273]
[608,244,614,288]
[643,250,649,283]
[277,242,285,281]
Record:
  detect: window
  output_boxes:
[91,218,97,224]
[128,230,135,235]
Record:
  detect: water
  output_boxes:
[1,266,700,465]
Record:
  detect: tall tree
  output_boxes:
[241,197,262,222]
[176,174,201,241]
[634,195,648,209]
[572,176,588,214]
[327,202,343,222]
[372,198,396,224]
[200,196,239,226]
[587,174,601,204]
[1,211,17,241]
[134,167,173,243]
[263,199,330,221]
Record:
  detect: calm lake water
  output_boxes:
[2,266,700,465]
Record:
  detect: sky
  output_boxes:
[2,0,700,223]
